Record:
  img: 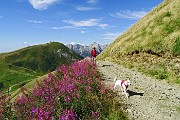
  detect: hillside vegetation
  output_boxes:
[0,55,42,93]
[1,60,128,119]
[2,42,82,72]
[0,42,82,92]
[97,0,180,83]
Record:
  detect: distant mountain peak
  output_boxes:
[66,42,108,58]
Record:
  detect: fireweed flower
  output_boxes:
[99,85,106,95]
[31,107,51,119]
[31,107,38,112]
[64,95,71,103]
[88,78,92,83]
[56,67,61,73]
[86,86,91,92]
[66,83,75,93]
[16,95,28,105]
[91,111,100,119]
[59,109,77,120]
[12,60,108,119]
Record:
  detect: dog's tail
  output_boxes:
[114,77,117,82]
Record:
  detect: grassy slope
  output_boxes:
[97,0,180,83]
[0,42,83,93]
[0,55,42,93]
[2,42,83,72]
[10,72,49,102]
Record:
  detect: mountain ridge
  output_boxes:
[2,42,83,72]
[66,42,108,58]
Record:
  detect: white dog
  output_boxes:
[113,77,131,98]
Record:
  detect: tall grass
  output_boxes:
[0,60,128,120]
[172,37,180,56]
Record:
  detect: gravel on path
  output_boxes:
[97,60,180,120]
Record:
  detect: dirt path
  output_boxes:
[97,60,180,120]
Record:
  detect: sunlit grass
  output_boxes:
[97,0,180,84]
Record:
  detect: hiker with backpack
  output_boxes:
[91,47,97,65]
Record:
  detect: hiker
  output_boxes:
[91,47,97,65]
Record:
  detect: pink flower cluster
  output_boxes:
[11,60,106,119]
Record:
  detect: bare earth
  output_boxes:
[97,60,180,120]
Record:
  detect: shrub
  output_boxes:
[163,12,172,17]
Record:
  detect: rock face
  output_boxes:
[66,42,108,58]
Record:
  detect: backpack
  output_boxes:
[91,49,96,57]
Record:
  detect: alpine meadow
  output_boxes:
[0,0,180,120]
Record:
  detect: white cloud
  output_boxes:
[51,19,108,30]
[51,26,86,30]
[23,42,30,46]
[75,6,100,11]
[63,19,108,29]
[51,26,60,30]
[110,10,148,20]
[25,19,49,24]
[87,0,97,5]
[29,0,62,10]
[71,42,76,45]
[80,31,86,34]
[70,42,84,45]
[27,20,43,24]
[102,32,122,41]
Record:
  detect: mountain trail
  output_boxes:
[97,60,180,120]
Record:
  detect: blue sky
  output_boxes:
[0,0,163,53]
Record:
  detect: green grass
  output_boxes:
[106,99,129,120]
[3,42,83,72]
[176,106,180,111]
[0,56,8,79]
[10,71,52,102]
[0,42,83,93]
[163,11,172,17]
[144,69,169,80]
[98,0,180,57]
[175,78,180,84]
[172,37,180,56]
[0,56,42,93]
[97,0,180,84]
